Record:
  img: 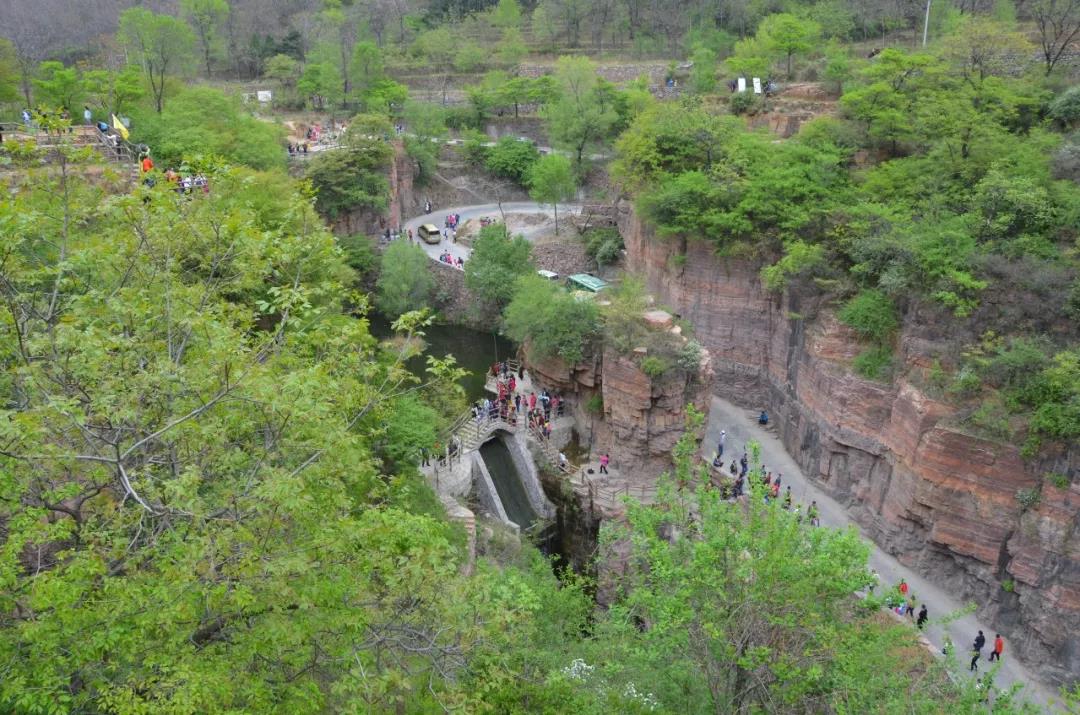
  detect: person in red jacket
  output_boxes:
[899,579,909,597]
[141,154,154,173]
[988,634,1004,662]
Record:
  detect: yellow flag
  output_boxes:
[111,114,129,141]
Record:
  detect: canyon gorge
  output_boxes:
[616,202,1080,686]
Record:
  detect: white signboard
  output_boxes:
[752,77,762,94]
[257,90,272,103]
[737,77,746,93]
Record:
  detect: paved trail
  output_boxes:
[401,202,581,266]
[703,396,1061,710]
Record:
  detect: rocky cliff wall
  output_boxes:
[525,340,713,480]
[619,202,1080,686]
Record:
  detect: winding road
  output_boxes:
[402,202,582,266]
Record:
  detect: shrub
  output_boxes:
[582,227,624,267]
[838,290,899,342]
[484,136,540,185]
[1048,86,1080,129]
[852,346,893,381]
[948,367,984,399]
[640,356,669,377]
[761,240,826,291]
[729,92,759,115]
[676,340,704,371]
[585,394,603,413]
[1046,472,1070,489]
[1016,487,1041,511]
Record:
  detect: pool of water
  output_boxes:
[368,314,516,402]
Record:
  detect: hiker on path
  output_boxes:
[899,579,909,598]
[717,430,726,457]
[988,634,1004,662]
[971,630,986,672]
[599,453,610,474]
[917,604,928,629]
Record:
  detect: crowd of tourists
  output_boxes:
[478,361,565,439]
[438,251,464,268]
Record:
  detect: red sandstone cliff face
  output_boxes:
[525,343,713,479]
[618,201,1080,685]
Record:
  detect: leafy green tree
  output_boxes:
[498,28,529,66]
[464,224,535,309]
[298,61,342,110]
[504,275,599,364]
[130,86,285,170]
[454,43,487,73]
[542,56,618,170]
[0,164,476,713]
[363,78,408,115]
[757,12,821,79]
[402,101,446,183]
[725,35,772,79]
[82,66,145,117]
[32,61,82,112]
[485,136,540,184]
[489,0,523,29]
[306,116,393,219]
[528,153,577,235]
[0,39,24,105]
[377,241,435,317]
[265,54,300,88]
[119,7,196,113]
[181,0,230,77]
[689,44,718,94]
[348,41,384,100]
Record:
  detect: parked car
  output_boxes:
[417,223,442,244]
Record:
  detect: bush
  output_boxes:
[484,136,540,185]
[504,275,599,364]
[1046,472,1070,489]
[582,227,624,267]
[1048,86,1080,129]
[729,92,760,115]
[676,340,704,371]
[585,394,604,413]
[1016,487,1041,511]
[640,356,669,377]
[852,346,893,381]
[838,290,899,342]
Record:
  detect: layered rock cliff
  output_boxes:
[526,340,713,481]
[618,202,1080,686]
